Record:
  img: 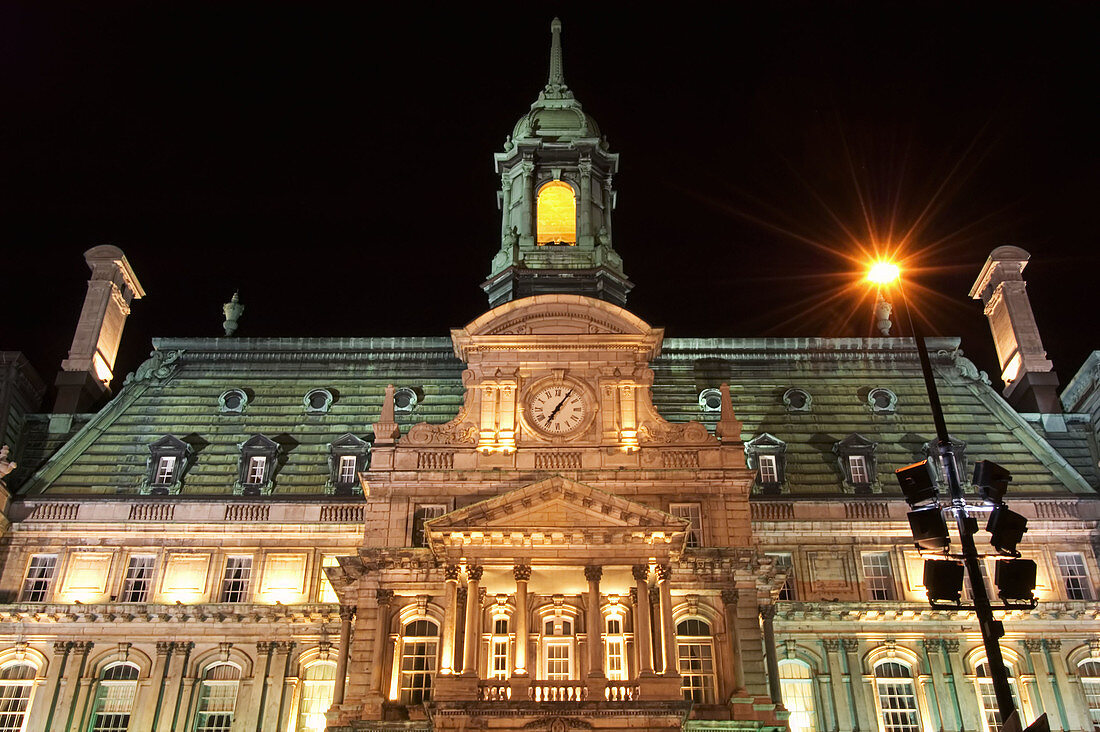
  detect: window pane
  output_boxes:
[760,454,779,484]
[154,455,176,484]
[779,660,818,732]
[546,644,571,680]
[196,665,240,732]
[768,553,795,601]
[975,662,1020,732]
[21,555,57,602]
[121,555,156,603]
[875,662,919,732]
[338,455,357,484]
[220,557,252,603]
[849,455,869,484]
[1079,660,1100,728]
[536,180,577,245]
[1057,553,1092,600]
[246,456,266,484]
[411,505,446,548]
[89,664,139,732]
[862,552,896,600]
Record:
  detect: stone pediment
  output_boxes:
[424,476,688,560]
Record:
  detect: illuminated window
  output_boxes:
[88,662,139,732]
[318,556,339,603]
[874,661,920,732]
[862,552,896,600]
[399,619,439,704]
[120,555,156,603]
[1078,660,1100,727]
[768,553,795,601]
[677,618,716,703]
[849,456,870,485]
[1056,552,1093,600]
[338,455,357,485]
[220,557,252,603]
[327,433,369,494]
[746,433,787,492]
[536,180,576,245]
[20,555,57,602]
[975,661,1021,732]
[297,661,336,732]
[834,434,877,490]
[759,455,779,484]
[491,617,510,680]
[541,617,575,681]
[154,456,176,485]
[144,435,192,494]
[195,663,240,732]
[779,659,819,732]
[411,504,447,548]
[670,503,703,548]
[236,435,280,494]
[0,663,38,732]
[246,456,267,485]
[605,616,626,681]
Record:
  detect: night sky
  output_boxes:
[2,3,1097,400]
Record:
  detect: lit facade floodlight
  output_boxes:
[994,559,1037,603]
[987,505,1028,556]
[907,505,950,553]
[924,559,964,604]
[896,460,938,506]
[867,261,901,284]
[973,460,1012,504]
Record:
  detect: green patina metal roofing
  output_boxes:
[17,334,1097,498]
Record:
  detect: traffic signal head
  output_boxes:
[987,505,1028,556]
[924,559,964,604]
[907,506,950,553]
[973,460,1012,504]
[994,558,1037,603]
[896,460,937,506]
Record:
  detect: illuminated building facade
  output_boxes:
[1,18,1100,732]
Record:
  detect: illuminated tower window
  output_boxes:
[536,181,576,245]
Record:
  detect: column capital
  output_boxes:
[444,564,461,581]
[513,564,532,581]
[52,641,72,655]
[584,565,603,582]
[71,641,94,654]
[376,588,394,606]
[943,639,960,653]
[841,638,860,653]
[156,641,174,656]
[721,588,739,605]
[466,565,484,581]
[920,638,942,651]
[257,641,276,654]
[629,587,638,604]
[1045,639,1062,652]
[340,604,357,621]
[1023,639,1045,653]
[823,639,842,653]
[275,641,296,654]
[632,564,649,581]
[759,605,777,622]
[655,564,672,582]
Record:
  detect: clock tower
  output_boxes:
[482,18,633,308]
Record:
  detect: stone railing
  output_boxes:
[844,502,890,519]
[530,681,587,702]
[604,684,640,701]
[661,450,700,469]
[129,503,175,521]
[27,503,80,521]
[477,682,511,701]
[417,451,454,470]
[751,502,794,520]
[224,504,270,522]
[319,505,364,523]
[534,452,582,470]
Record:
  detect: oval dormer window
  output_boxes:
[536,180,576,245]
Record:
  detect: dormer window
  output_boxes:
[536,180,577,245]
[698,388,722,412]
[867,387,898,414]
[236,435,281,495]
[745,433,788,494]
[834,433,878,493]
[304,388,334,414]
[393,387,419,413]
[141,435,193,495]
[783,388,812,413]
[219,389,249,414]
[327,433,370,495]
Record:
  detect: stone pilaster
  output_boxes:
[823,639,854,732]
[28,641,69,732]
[656,564,678,678]
[440,564,460,675]
[262,641,295,731]
[632,565,654,676]
[462,565,483,676]
[760,606,781,704]
[721,589,746,695]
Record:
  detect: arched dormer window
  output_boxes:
[778,659,819,732]
[676,618,716,703]
[536,181,576,245]
[88,662,140,731]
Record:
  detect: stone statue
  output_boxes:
[596,226,610,247]
[0,445,15,482]
[874,293,893,336]
[223,291,244,336]
[503,225,519,250]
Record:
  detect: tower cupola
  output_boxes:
[482,18,632,308]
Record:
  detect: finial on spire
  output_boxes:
[546,17,567,94]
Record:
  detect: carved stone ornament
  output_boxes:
[514,565,532,582]
[124,349,183,386]
[638,420,714,446]
[404,392,478,447]
[523,719,593,731]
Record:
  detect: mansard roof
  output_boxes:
[16,334,1098,498]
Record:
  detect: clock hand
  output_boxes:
[546,390,573,424]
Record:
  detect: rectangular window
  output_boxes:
[606,637,625,681]
[219,557,252,603]
[492,640,509,680]
[768,553,795,601]
[670,503,703,548]
[318,555,339,603]
[20,555,57,602]
[120,555,156,603]
[759,454,779,484]
[862,552,896,600]
[678,641,716,703]
[337,455,357,485]
[154,456,177,485]
[849,455,870,484]
[546,643,571,680]
[411,504,447,548]
[246,456,266,485]
[1056,552,1093,600]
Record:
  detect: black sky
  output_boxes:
[2,3,1097,397]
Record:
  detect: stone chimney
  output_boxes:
[53,245,145,413]
[969,245,1059,413]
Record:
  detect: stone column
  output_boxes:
[649,585,663,673]
[500,173,513,239]
[440,564,460,675]
[139,641,173,732]
[944,639,983,731]
[586,565,605,681]
[1041,640,1071,731]
[513,565,531,676]
[760,606,782,704]
[1024,639,1058,728]
[632,566,655,675]
[28,641,69,732]
[721,589,746,694]
[333,605,355,704]
[462,565,483,676]
[261,641,294,731]
[520,161,535,238]
[59,640,93,732]
[245,642,274,730]
[656,565,678,678]
[578,160,592,240]
[823,640,854,732]
[370,590,394,695]
[455,585,468,669]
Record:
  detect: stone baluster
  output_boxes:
[440,564,460,674]
[760,606,782,704]
[632,565,655,676]
[513,565,531,676]
[586,565,605,679]
[370,590,394,695]
[333,605,355,705]
[462,565,484,676]
[721,589,746,694]
[656,564,678,678]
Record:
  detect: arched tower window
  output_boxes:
[297,661,336,732]
[0,662,39,732]
[779,659,819,732]
[88,662,140,732]
[676,618,716,703]
[873,660,920,732]
[195,663,241,732]
[536,181,576,245]
[399,619,439,704]
[975,661,1022,732]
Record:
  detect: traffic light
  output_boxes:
[994,558,1037,603]
[973,460,1011,504]
[924,559,964,604]
[896,460,937,506]
[907,505,950,553]
[987,505,1028,556]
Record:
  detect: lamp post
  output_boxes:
[868,262,1018,721]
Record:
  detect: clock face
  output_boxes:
[528,385,589,435]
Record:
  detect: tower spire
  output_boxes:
[544,17,570,98]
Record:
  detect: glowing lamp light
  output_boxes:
[305,713,327,731]
[866,261,901,285]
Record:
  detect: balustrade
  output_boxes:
[530,681,588,702]
[476,679,640,702]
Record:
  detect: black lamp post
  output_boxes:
[870,265,1018,721]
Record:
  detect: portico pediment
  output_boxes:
[424,476,688,561]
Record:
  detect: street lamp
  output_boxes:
[866,261,1021,722]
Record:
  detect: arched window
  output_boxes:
[1078,659,1100,728]
[779,659,819,732]
[536,181,576,245]
[399,619,439,704]
[0,662,38,732]
[541,616,574,681]
[873,661,920,732]
[605,614,627,682]
[88,662,139,732]
[975,661,1021,732]
[297,661,336,732]
[195,663,241,732]
[676,618,716,703]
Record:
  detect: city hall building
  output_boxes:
[1,18,1099,732]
